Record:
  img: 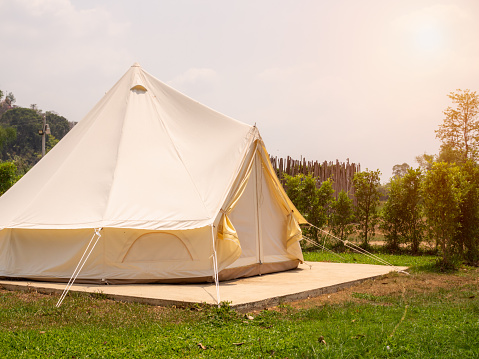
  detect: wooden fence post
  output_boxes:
[269,155,360,202]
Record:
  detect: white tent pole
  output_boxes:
[210,224,221,307]
[56,228,103,307]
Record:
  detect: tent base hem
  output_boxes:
[219,259,299,281]
[0,260,300,285]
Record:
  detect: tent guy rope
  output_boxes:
[56,228,103,307]
[302,235,348,262]
[305,223,409,274]
[211,225,221,307]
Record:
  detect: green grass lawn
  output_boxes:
[0,253,478,358]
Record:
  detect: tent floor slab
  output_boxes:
[0,262,408,312]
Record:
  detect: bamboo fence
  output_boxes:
[269,156,360,200]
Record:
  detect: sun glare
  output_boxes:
[414,23,443,52]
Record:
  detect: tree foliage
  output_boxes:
[392,163,410,178]
[352,169,381,247]
[5,92,15,106]
[0,90,15,118]
[401,168,425,253]
[0,108,43,165]
[0,161,20,195]
[436,89,479,163]
[454,162,479,265]
[381,168,424,253]
[330,190,355,242]
[436,143,464,165]
[46,111,71,140]
[0,108,72,166]
[422,162,463,268]
[284,174,334,241]
[0,125,16,152]
[381,176,403,251]
[415,153,434,171]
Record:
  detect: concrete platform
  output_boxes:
[0,262,408,312]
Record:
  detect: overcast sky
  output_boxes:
[2,0,479,182]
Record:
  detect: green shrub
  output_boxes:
[330,190,355,244]
[284,173,334,243]
[0,160,19,195]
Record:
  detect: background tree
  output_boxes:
[0,107,73,166]
[381,175,403,251]
[45,134,59,154]
[5,92,16,106]
[422,162,463,269]
[415,153,434,171]
[0,108,43,165]
[330,190,355,244]
[392,163,410,178]
[377,183,389,201]
[0,125,16,152]
[436,143,464,164]
[46,112,71,139]
[454,161,479,265]
[436,89,479,163]
[401,168,424,253]
[0,90,15,118]
[0,161,19,195]
[382,168,424,253]
[284,174,334,242]
[352,169,381,248]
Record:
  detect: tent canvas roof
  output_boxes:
[0,63,260,230]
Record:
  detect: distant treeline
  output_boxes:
[0,92,76,172]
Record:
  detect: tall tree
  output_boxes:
[382,168,424,253]
[0,90,13,117]
[415,153,434,171]
[330,190,355,243]
[436,143,464,164]
[436,89,479,162]
[352,169,381,247]
[454,161,479,265]
[5,92,16,106]
[392,163,410,178]
[401,168,424,253]
[381,176,403,251]
[422,162,463,268]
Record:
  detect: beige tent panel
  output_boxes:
[0,63,306,284]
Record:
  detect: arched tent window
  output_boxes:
[122,232,193,262]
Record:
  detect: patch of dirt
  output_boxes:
[0,285,52,303]
[280,268,479,309]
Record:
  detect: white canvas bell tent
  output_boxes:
[0,63,306,285]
